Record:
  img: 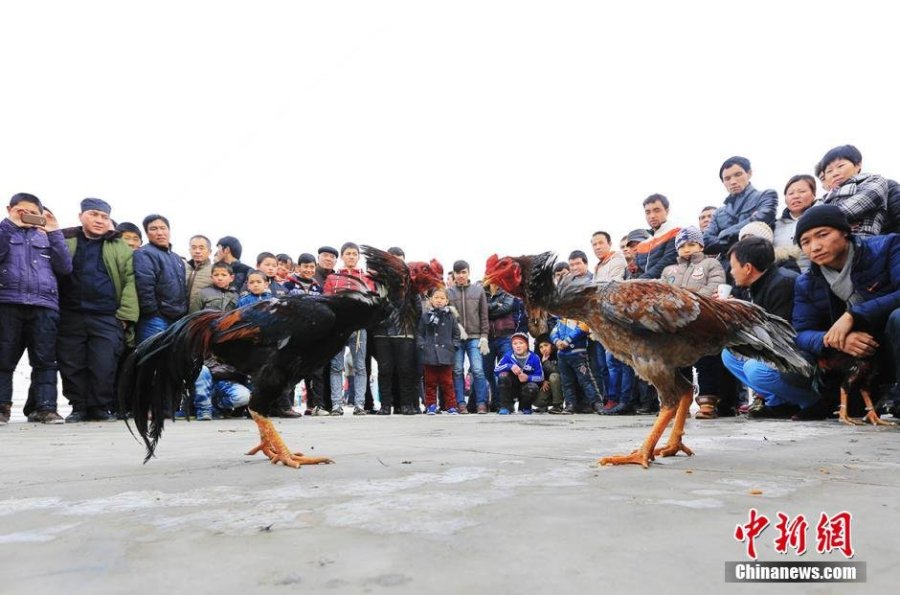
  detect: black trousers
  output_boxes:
[56,311,124,413]
[0,304,60,412]
[373,337,418,411]
[497,372,539,411]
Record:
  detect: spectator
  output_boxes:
[186,234,213,313]
[589,231,627,408]
[591,232,626,281]
[55,198,138,422]
[722,237,803,417]
[698,206,717,232]
[237,270,273,307]
[215,236,252,291]
[662,226,728,419]
[820,145,888,237]
[568,250,592,280]
[0,194,71,425]
[275,254,293,284]
[703,156,778,260]
[133,214,187,343]
[633,194,679,279]
[622,229,651,279]
[551,317,602,414]
[494,332,543,415]
[198,261,238,311]
[254,251,288,297]
[792,205,900,417]
[774,174,819,272]
[532,334,564,414]
[314,246,338,286]
[115,222,142,251]
[484,281,517,409]
[194,360,251,420]
[418,288,461,415]
[552,261,570,283]
[323,242,376,415]
[447,260,490,413]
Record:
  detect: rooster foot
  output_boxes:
[838,411,864,426]
[599,448,653,469]
[653,439,694,458]
[863,411,898,427]
[248,410,334,468]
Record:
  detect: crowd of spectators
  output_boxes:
[1,144,898,426]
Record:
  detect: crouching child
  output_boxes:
[494,332,543,414]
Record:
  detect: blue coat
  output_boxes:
[703,184,778,254]
[494,351,544,383]
[417,307,461,365]
[550,318,591,353]
[793,234,900,355]
[133,243,188,320]
[0,219,71,311]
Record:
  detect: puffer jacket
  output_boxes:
[661,252,726,297]
[0,219,71,311]
[550,318,590,353]
[703,184,778,254]
[793,234,900,355]
[133,243,188,320]
[448,281,489,339]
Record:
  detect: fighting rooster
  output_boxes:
[816,353,895,427]
[485,252,814,468]
[120,247,411,468]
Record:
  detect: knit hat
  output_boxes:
[317,246,339,257]
[794,205,852,245]
[674,226,704,250]
[626,229,652,244]
[510,332,530,345]
[80,198,111,214]
[739,221,774,243]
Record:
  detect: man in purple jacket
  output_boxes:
[0,193,72,424]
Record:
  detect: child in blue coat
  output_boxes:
[494,332,543,414]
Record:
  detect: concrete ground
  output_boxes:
[2,391,898,595]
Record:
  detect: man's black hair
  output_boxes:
[701,205,717,213]
[116,221,142,241]
[727,236,774,272]
[9,192,43,212]
[590,230,612,244]
[568,250,588,264]
[719,156,752,180]
[452,260,469,273]
[276,253,293,264]
[211,261,233,274]
[190,234,211,249]
[820,144,862,169]
[388,246,405,258]
[217,236,243,260]
[642,193,669,210]
[256,251,276,265]
[142,214,170,232]
[297,253,316,265]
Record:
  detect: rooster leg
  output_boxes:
[599,405,677,468]
[653,391,695,458]
[838,388,863,426]
[247,410,334,468]
[860,389,898,427]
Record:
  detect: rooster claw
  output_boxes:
[599,449,653,469]
[653,441,694,458]
[864,412,898,427]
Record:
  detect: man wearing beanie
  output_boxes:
[54,198,138,422]
[792,205,900,418]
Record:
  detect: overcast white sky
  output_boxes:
[2,0,898,277]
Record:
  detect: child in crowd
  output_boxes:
[418,288,461,414]
[533,334,564,413]
[275,254,293,285]
[256,252,288,297]
[238,270,273,307]
[283,253,322,296]
[661,226,728,419]
[199,262,238,311]
[115,222,143,251]
[551,317,603,414]
[494,333,543,414]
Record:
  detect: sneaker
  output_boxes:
[477,403,488,414]
[330,407,344,416]
[29,410,65,424]
[520,408,533,415]
[174,410,188,420]
[65,409,89,423]
[312,406,331,417]
[196,410,213,421]
[88,408,118,422]
[353,407,368,416]
[592,401,606,414]
[560,407,574,415]
[0,403,10,425]
[425,404,437,415]
[498,408,510,415]
[447,408,459,415]
[547,405,563,415]
[376,408,392,415]
[456,404,469,415]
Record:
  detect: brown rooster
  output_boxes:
[485,252,814,468]
[816,353,896,427]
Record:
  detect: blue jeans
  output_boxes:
[330,330,367,410]
[136,315,172,344]
[194,365,251,413]
[483,336,513,404]
[454,338,488,405]
[558,350,600,409]
[605,353,634,405]
[588,340,609,397]
[721,349,818,409]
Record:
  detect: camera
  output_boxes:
[20,213,47,226]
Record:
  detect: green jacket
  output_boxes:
[64,228,139,324]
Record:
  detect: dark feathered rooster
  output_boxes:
[119,247,411,468]
[485,252,815,468]
[816,353,895,426]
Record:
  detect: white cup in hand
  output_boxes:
[717,284,733,299]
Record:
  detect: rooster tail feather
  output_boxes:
[362,246,409,306]
[726,313,815,377]
[118,311,220,462]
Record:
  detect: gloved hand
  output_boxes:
[478,337,490,355]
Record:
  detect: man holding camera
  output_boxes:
[0,193,71,425]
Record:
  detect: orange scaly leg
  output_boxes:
[599,405,677,469]
[247,410,334,468]
[838,388,863,426]
[653,391,695,458]
[860,389,898,427]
